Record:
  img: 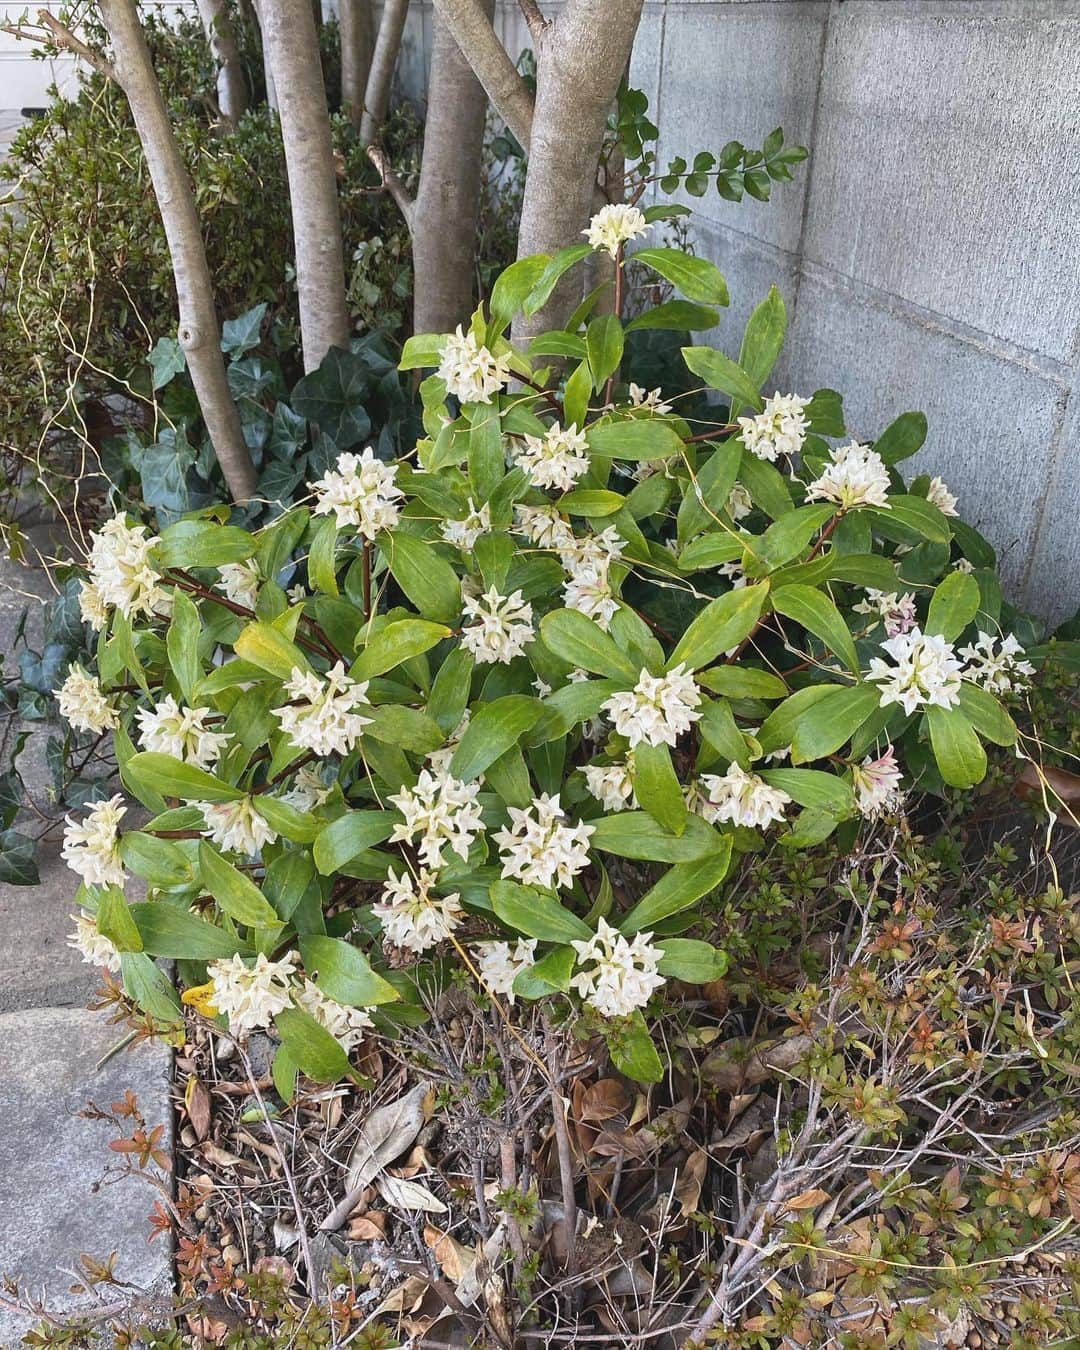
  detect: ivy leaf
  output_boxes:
[291,347,373,448]
[220,303,268,357]
[149,336,186,390]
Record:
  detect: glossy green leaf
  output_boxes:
[926,705,987,789]
[450,695,545,781]
[299,935,399,1006]
[199,841,282,928]
[668,583,769,671]
[620,846,733,934]
[490,881,592,943]
[770,583,859,674]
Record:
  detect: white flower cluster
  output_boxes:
[441,498,491,552]
[807,441,892,510]
[437,326,511,405]
[514,503,576,553]
[373,868,464,953]
[628,383,672,417]
[583,203,650,258]
[278,764,332,812]
[851,746,904,817]
[310,448,404,538]
[927,476,959,517]
[602,663,702,749]
[697,762,791,829]
[583,761,637,812]
[208,951,298,1035]
[68,909,122,973]
[727,483,753,521]
[80,516,166,627]
[959,632,1034,695]
[737,392,810,462]
[196,796,278,856]
[867,627,964,715]
[294,977,374,1051]
[137,695,230,770]
[514,422,590,493]
[217,560,261,610]
[472,937,538,1004]
[561,526,624,631]
[62,795,126,887]
[854,589,918,638]
[461,587,534,664]
[570,917,665,1018]
[494,793,594,891]
[275,662,373,755]
[388,769,484,869]
[55,664,118,735]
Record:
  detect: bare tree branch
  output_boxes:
[366,144,414,229]
[517,0,549,44]
[359,0,410,147]
[195,0,248,125]
[429,0,534,150]
[31,10,116,80]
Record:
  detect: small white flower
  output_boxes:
[515,422,590,493]
[583,761,637,812]
[563,561,617,630]
[472,938,538,1004]
[208,951,299,1035]
[866,626,964,715]
[727,483,754,521]
[136,695,231,770]
[628,384,672,416]
[461,587,534,664]
[570,917,665,1017]
[310,448,404,538]
[954,557,975,575]
[275,662,373,755]
[927,476,959,517]
[806,441,892,510]
[437,326,512,405]
[698,762,791,829]
[601,663,702,749]
[68,909,122,972]
[493,792,594,891]
[388,769,484,870]
[737,392,810,462]
[77,580,109,632]
[86,516,165,621]
[557,526,624,573]
[852,746,904,817]
[196,796,278,856]
[514,504,576,552]
[217,560,261,609]
[853,589,918,638]
[583,203,650,258]
[62,795,126,887]
[55,664,118,735]
[373,868,464,953]
[533,676,553,698]
[293,977,374,1051]
[441,498,492,551]
[959,632,1035,695]
[277,764,332,812]
[426,712,471,776]
[287,583,308,605]
[717,559,748,591]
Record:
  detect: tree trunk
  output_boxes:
[428,0,532,150]
[97,0,256,502]
[340,0,375,129]
[411,0,492,334]
[252,0,278,111]
[512,0,643,339]
[359,0,409,146]
[259,0,351,371]
[196,0,248,126]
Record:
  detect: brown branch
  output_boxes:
[32,10,117,80]
[430,0,534,149]
[516,0,549,44]
[365,144,414,230]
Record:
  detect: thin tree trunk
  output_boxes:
[92,0,256,502]
[411,0,492,334]
[429,0,533,149]
[359,0,409,146]
[252,0,278,110]
[196,0,248,126]
[512,0,643,339]
[340,0,375,129]
[259,0,351,371]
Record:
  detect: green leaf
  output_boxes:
[699,698,751,768]
[291,347,372,448]
[365,705,446,754]
[149,336,186,389]
[586,314,624,391]
[525,679,623,745]
[353,619,452,681]
[382,531,461,624]
[511,946,576,999]
[125,752,242,803]
[308,515,339,596]
[274,1006,355,1083]
[926,705,987,789]
[489,254,552,331]
[556,489,625,518]
[540,609,639,682]
[828,553,900,591]
[119,832,193,886]
[272,1044,300,1102]
[738,449,794,519]
[789,684,881,763]
[399,333,446,370]
[682,346,762,411]
[606,1009,663,1083]
[234,622,311,681]
[633,742,688,834]
[527,331,589,360]
[770,584,859,674]
[756,685,836,754]
[264,852,318,922]
[748,504,835,574]
[620,846,732,934]
[130,902,245,958]
[866,496,952,546]
[523,244,592,316]
[656,938,728,983]
[585,417,685,461]
[633,248,729,305]
[625,300,719,333]
[590,812,725,862]
[166,588,202,702]
[313,811,396,874]
[875,411,927,466]
[926,571,980,641]
[299,936,399,1006]
[668,583,769,671]
[490,881,592,943]
[221,302,268,356]
[563,360,592,429]
[759,767,854,815]
[957,683,1017,747]
[697,666,788,699]
[199,841,283,928]
[155,521,256,569]
[678,531,746,572]
[428,647,475,733]
[97,886,143,953]
[121,953,181,1027]
[450,695,544,781]
[468,401,503,501]
[677,439,742,543]
[737,287,786,404]
[250,795,321,843]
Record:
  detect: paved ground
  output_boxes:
[0,516,173,1344]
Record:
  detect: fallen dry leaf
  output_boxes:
[184,1076,211,1143]
[579,1078,631,1123]
[375,1274,428,1316]
[1016,762,1080,825]
[675,1147,707,1216]
[783,1187,831,1212]
[348,1211,389,1241]
[377,1174,448,1214]
[424,1224,474,1283]
[322,1081,433,1230]
[702,1033,815,1092]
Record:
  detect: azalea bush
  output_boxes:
[53,205,1044,1093]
